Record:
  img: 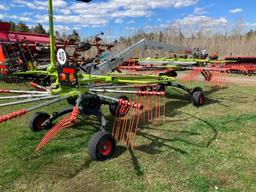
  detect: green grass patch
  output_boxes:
[0,81,255,191]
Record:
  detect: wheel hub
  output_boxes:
[100,140,112,156]
[36,118,46,130]
[199,95,205,105]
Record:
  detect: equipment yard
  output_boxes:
[0,81,255,192]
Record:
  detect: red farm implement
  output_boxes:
[0,22,81,83]
[222,56,256,75]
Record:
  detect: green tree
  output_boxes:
[15,21,30,32]
[31,23,47,34]
[246,29,255,38]
[9,21,16,31]
[68,29,80,42]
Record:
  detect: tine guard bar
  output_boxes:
[118,99,143,110]
[136,91,165,96]
[0,109,28,124]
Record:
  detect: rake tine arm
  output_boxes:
[0,94,50,100]
[0,95,70,125]
[0,89,48,95]
[0,109,28,124]
[89,88,165,96]
[0,96,59,107]
[27,95,71,111]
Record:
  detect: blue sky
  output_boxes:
[0,0,255,40]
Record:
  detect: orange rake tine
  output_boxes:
[34,115,70,153]
[131,110,143,147]
[126,108,138,146]
[120,106,131,144]
[35,106,80,153]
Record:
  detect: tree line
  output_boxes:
[0,20,80,42]
[1,20,256,56]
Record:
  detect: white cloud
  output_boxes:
[147,0,199,8]
[144,24,169,30]
[171,15,229,35]
[55,25,71,32]
[59,9,72,15]
[14,0,45,10]
[126,26,137,31]
[245,22,256,28]
[144,25,155,29]
[229,8,243,14]
[10,3,25,8]
[127,19,135,24]
[10,0,199,28]
[9,15,32,22]
[0,4,8,11]
[193,7,207,15]
[115,18,124,24]
[0,13,32,22]
[160,24,169,28]
[21,12,34,17]
[70,0,198,25]
[52,0,67,8]
[12,0,66,10]
[175,15,228,27]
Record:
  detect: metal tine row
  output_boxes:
[0,95,59,107]
[0,89,48,95]
[0,94,50,100]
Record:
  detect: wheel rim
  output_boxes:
[199,95,205,105]
[36,118,46,131]
[100,140,112,156]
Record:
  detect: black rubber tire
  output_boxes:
[200,54,208,59]
[167,70,178,77]
[192,91,205,106]
[109,95,129,117]
[156,84,166,92]
[160,70,177,77]
[29,112,51,132]
[192,87,203,94]
[88,130,116,161]
[209,55,218,60]
[67,97,78,106]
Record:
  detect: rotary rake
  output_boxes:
[178,57,256,87]
[119,56,256,87]
[180,56,256,84]
[178,66,230,87]
[0,0,206,161]
[0,50,206,161]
